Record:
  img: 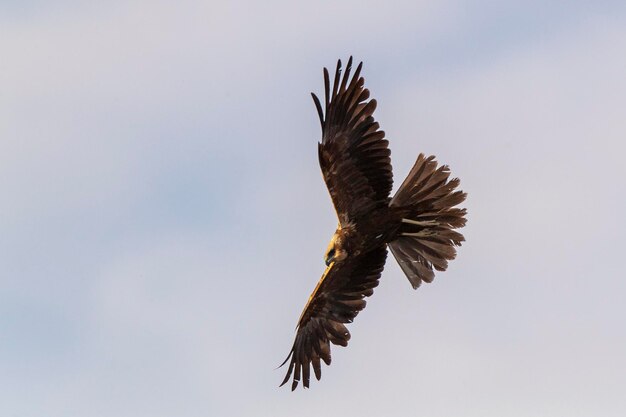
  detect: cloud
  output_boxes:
[1,1,626,416]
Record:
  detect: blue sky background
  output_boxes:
[2,1,626,416]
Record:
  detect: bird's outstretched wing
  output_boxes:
[280,246,388,390]
[313,57,393,226]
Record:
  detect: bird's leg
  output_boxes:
[401,230,437,238]
[401,218,439,237]
[401,218,439,227]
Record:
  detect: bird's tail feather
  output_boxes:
[389,154,467,289]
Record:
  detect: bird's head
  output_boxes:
[324,231,347,266]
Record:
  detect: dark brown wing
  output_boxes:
[280,246,388,390]
[313,57,393,226]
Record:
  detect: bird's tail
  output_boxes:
[389,154,467,289]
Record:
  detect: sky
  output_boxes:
[1,1,626,416]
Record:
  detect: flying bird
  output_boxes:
[280,57,467,390]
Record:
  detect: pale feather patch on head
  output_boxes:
[324,230,347,263]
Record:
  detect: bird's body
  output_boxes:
[280,58,467,390]
[327,208,397,257]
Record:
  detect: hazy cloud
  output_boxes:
[1,1,625,416]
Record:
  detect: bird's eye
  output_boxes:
[327,248,335,258]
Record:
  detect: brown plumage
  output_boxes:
[280,57,467,390]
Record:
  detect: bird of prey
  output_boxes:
[280,57,467,390]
